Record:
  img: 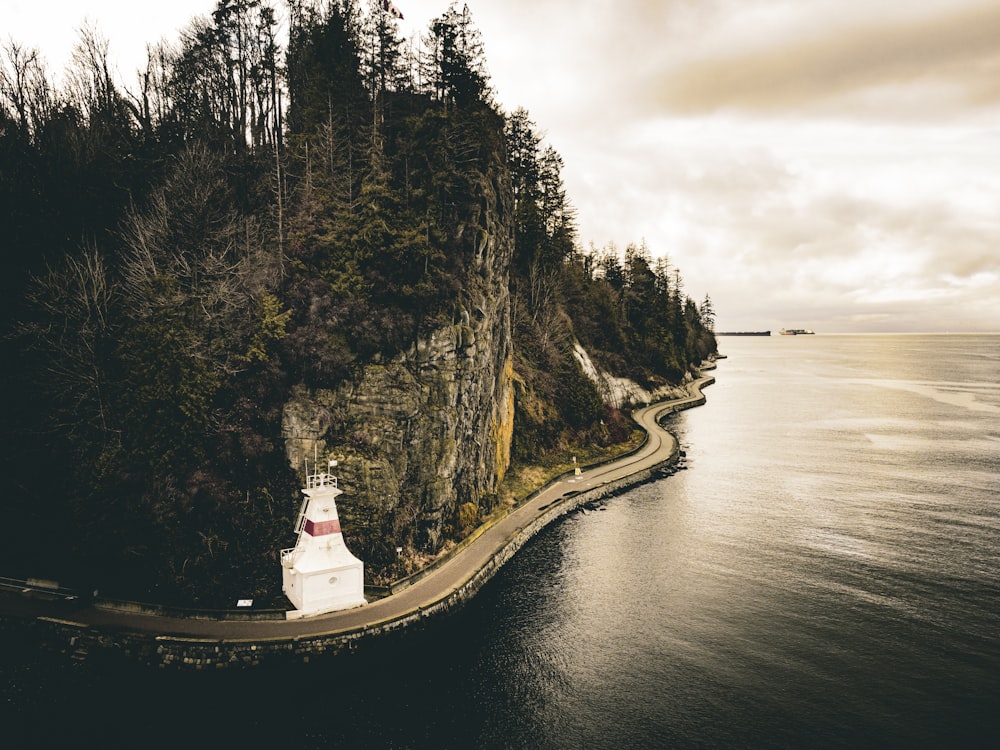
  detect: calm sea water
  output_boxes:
[4,334,999,749]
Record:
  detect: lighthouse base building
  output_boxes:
[281,462,366,619]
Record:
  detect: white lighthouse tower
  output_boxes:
[281,459,366,619]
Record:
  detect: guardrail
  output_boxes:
[0,575,80,600]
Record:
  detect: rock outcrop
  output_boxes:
[282,163,514,552]
[572,341,691,408]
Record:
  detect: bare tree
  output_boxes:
[66,24,117,123]
[0,39,51,138]
[120,144,282,373]
[22,243,116,438]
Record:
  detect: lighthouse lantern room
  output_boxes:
[281,459,366,619]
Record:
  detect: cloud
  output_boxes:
[413,1,1000,331]
[653,2,1000,118]
[583,128,1000,331]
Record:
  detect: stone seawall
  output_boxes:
[14,374,714,669]
[24,469,671,669]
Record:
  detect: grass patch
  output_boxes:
[498,428,644,509]
[380,427,646,587]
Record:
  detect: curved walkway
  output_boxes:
[1,370,715,666]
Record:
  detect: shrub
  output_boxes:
[457,501,479,533]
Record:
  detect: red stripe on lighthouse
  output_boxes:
[304,519,341,536]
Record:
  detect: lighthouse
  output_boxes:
[281,460,366,619]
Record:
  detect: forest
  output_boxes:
[0,0,716,605]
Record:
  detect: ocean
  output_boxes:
[3,334,999,749]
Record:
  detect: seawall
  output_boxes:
[3,373,714,669]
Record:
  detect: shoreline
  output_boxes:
[0,369,716,669]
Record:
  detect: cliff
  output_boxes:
[283,166,515,556]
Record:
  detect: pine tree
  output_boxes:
[424,3,491,111]
[286,0,367,138]
[537,145,577,268]
[700,294,716,331]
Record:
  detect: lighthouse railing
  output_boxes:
[280,547,302,568]
[306,472,338,490]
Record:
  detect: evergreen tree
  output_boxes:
[504,108,543,274]
[424,3,492,110]
[537,145,576,267]
[700,294,716,331]
[286,0,367,138]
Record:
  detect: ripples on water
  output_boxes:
[3,335,999,749]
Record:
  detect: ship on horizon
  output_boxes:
[779,328,815,335]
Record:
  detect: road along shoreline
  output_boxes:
[1,370,715,669]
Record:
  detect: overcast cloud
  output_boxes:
[7,0,1000,332]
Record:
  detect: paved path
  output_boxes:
[1,372,714,644]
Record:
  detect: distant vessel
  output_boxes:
[716,331,771,336]
[779,328,815,335]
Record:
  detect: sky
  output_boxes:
[6,0,1000,332]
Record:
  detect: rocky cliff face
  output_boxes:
[572,341,692,408]
[282,167,514,553]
